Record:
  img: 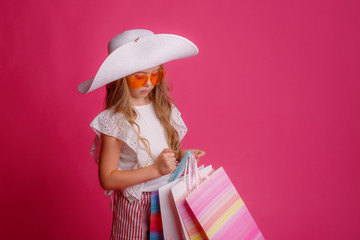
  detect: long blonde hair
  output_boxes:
[105,66,181,160]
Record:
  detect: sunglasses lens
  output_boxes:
[130,76,147,88]
[151,71,165,85]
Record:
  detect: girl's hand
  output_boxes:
[180,149,206,161]
[153,148,177,176]
[193,149,206,160]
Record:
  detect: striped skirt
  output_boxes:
[110,190,152,240]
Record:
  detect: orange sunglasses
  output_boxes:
[126,69,166,89]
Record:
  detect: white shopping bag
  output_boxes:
[159,178,187,240]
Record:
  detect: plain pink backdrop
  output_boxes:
[1,0,359,239]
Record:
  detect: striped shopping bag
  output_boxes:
[185,167,265,240]
[149,190,164,240]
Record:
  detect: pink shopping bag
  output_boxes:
[185,167,265,240]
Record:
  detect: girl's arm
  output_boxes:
[98,133,176,191]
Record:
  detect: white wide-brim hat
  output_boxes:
[78,29,199,94]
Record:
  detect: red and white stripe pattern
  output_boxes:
[111,190,152,240]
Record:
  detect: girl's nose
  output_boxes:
[144,77,152,87]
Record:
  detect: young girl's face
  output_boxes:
[127,65,162,104]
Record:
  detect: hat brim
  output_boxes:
[78,34,198,94]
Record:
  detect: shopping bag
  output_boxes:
[159,177,188,240]
[159,151,196,240]
[150,151,195,240]
[185,167,265,240]
[160,165,212,240]
[149,190,164,240]
[171,154,214,240]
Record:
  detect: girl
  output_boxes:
[78,29,205,240]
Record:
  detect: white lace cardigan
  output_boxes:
[89,104,187,208]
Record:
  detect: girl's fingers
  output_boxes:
[162,148,173,153]
[193,150,205,158]
[168,157,176,163]
[197,151,206,157]
[164,152,175,158]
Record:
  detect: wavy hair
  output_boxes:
[105,65,181,160]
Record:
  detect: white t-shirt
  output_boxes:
[133,102,169,161]
[133,102,171,191]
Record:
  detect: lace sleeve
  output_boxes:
[88,109,148,204]
[89,109,138,165]
[170,104,188,141]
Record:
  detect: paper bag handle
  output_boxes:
[169,151,193,182]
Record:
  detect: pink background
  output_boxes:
[1,0,359,239]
